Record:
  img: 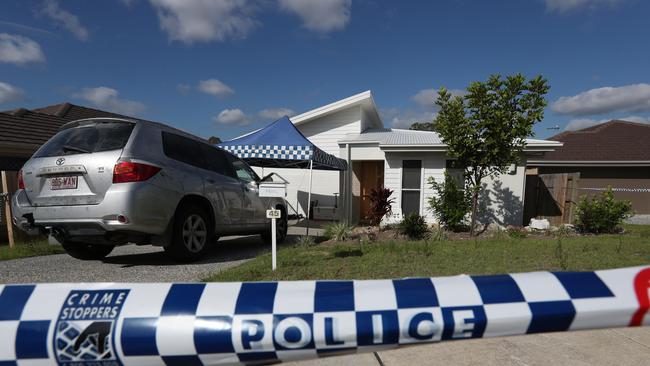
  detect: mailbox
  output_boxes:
[258,173,289,198]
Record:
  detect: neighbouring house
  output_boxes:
[0,103,131,244]
[528,120,650,225]
[244,91,562,226]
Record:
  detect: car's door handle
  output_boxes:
[206,178,215,184]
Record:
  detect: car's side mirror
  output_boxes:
[259,173,274,183]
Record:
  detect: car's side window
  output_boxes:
[226,155,258,183]
[200,144,235,178]
[161,132,205,168]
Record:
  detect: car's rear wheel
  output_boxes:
[62,241,115,260]
[165,203,211,262]
[261,208,288,244]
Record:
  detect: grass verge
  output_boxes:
[205,225,650,281]
[0,240,65,261]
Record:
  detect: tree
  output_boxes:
[434,74,549,236]
[207,136,222,144]
[410,121,437,131]
[427,172,471,232]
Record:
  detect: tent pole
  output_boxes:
[306,159,313,236]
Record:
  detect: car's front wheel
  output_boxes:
[165,203,212,262]
[62,241,115,260]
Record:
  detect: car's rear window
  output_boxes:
[34,122,135,158]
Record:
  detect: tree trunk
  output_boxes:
[469,188,479,237]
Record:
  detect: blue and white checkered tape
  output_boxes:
[221,145,313,161]
[2,265,650,366]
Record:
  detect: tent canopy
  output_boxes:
[218,116,347,171]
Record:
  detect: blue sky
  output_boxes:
[1,0,649,140]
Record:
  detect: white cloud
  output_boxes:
[149,0,257,44]
[565,115,650,131]
[198,79,234,98]
[551,84,650,116]
[40,0,89,41]
[545,0,625,13]
[411,88,467,108]
[0,33,46,65]
[381,108,437,129]
[214,108,251,125]
[380,87,466,129]
[0,81,25,104]
[176,83,190,94]
[258,107,295,120]
[279,0,351,33]
[73,87,146,116]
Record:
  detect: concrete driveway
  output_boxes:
[0,234,285,283]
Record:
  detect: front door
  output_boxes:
[359,161,384,223]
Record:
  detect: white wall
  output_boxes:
[297,107,362,157]
[382,152,446,224]
[381,153,526,226]
[480,158,527,227]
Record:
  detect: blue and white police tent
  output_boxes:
[1,265,650,365]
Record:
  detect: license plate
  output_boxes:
[50,176,78,190]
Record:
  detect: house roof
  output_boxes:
[340,128,561,152]
[32,102,129,120]
[0,102,136,159]
[340,128,443,146]
[0,109,69,155]
[530,120,650,166]
[290,90,382,129]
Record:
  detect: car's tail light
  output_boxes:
[112,162,161,183]
[17,170,25,189]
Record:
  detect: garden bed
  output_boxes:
[205,224,650,282]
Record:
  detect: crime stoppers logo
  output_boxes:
[54,290,130,366]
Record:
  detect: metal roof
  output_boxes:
[340,128,443,145]
[340,128,562,151]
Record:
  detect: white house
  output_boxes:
[250,91,561,226]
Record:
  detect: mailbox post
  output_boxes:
[266,208,281,270]
[259,173,288,271]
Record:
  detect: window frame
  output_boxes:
[401,160,422,216]
[226,153,260,184]
[161,131,206,169]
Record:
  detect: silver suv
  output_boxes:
[12,118,288,262]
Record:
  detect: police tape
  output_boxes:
[1,265,650,366]
[579,187,650,193]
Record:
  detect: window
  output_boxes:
[226,154,259,183]
[445,159,464,185]
[34,121,134,157]
[401,160,421,215]
[161,132,205,168]
[200,144,235,177]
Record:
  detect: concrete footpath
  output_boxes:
[290,327,650,365]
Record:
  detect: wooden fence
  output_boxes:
[523,173,580,226]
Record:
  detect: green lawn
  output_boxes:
[205,224,650,282]
[0,240,65,261]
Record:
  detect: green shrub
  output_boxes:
[506,225,527,239]
[295,235,315,247]
[323,222,353,242]
[428,226,448,242]
[574,188,633,234]
[397,212,429,240]
[427,172,471,232]
[365,187,395,226]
